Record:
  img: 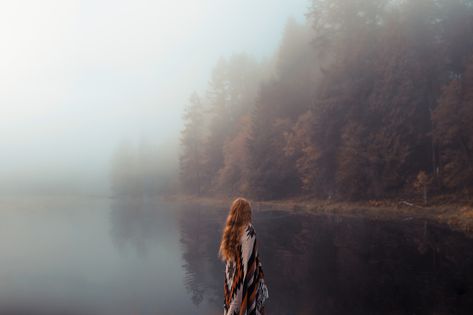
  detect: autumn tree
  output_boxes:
[178,0,473,201]
[246,20,316,199]
[201,54,266,193]
[180,92,206,194]
[433,56,473,191]
[216,115,252,194]
[364,17,432,197]
[247,94,300,199]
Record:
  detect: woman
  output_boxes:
[219,197,269,315]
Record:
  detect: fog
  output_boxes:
[2,1,473,314]
[0,0,307,195]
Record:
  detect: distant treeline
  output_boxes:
[111,141,176,197]
[180,0,473,201]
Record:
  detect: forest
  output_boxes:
[179,0,473,201]
[110,140,176,197]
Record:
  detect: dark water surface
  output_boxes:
[1,197,472,315]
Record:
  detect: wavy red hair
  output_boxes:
[219,197,252,262]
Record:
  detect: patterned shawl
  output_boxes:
[224,223,267,315]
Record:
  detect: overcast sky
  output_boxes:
[0,0,308,194]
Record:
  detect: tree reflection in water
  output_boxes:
[109,197,223,314]
[178,206,473,315]
[178,203,223,310]
[109,197,163,257]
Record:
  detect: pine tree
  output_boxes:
[180,92,206,194]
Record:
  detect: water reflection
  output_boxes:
[109,197,163,257]
[108,197,219,315]
[2,198,471,314]
[178,206,473,315]
[178,204,223,311]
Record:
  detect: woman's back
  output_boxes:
[220,199,268,315]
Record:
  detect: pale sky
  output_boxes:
[0,0,308,194]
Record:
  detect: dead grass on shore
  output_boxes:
[163,194,473,237]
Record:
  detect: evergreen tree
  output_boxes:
[180,92,206,194]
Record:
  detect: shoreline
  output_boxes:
[163,194,473,237]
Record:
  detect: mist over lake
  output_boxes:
[2,0,473,314]
[1,197,472,314]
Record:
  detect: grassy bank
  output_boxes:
[163,194,473,237]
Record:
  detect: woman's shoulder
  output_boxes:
[243,223,256,240]
[240,223,257,261]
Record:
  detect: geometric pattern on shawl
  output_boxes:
[224,223,265,315]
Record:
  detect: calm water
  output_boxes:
[0,197,472,315]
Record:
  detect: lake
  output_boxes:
[0,196,472,314]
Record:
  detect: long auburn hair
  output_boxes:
[219,197,252,262]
